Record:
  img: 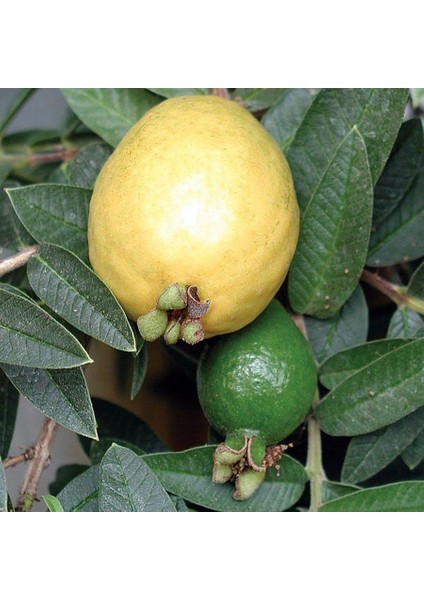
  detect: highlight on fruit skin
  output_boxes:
[196,299,317,500]
[87,94,300,344]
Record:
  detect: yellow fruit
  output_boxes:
[88,95,299,339]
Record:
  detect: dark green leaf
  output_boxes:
[261,88,320,151]
[0,286,92,369]
[99,444,175,512]
[7,184,91,263]
[341,407,424,484]
[321,480,361,503]
[57,464,100,512]
[401,431,424,469]
[408,261,424,299]
[0,164,11,187]
[319,481,424,511]
[287,89,408,213]
[288,127,373,317]
[162,342,199,381]
[316,338,424,436]
[146,88,209,98]
[234,88,287,112]
[90,438,144,464]
[49,464,88,496]
[27,244,136,352]
[367,168,424,266]
[1,363,97,439]
[0,89,34,134]
[0,461,6,512]
[47,162,72,184]
[0,184,35,251]
[131,344,148,399]
[387,307,423,339]
[372,118,423,226]
[42,494,64,512]
[82,397,166,457]
[69,142,112,188]
[142,446,307,512]
[319,339,410,390]
[0,368,19,456]
[61,89,161,147]
[304,286,368,364]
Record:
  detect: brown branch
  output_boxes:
[210,88,231,99]
[17,418,59,512]
[0,245,39,278]
[360,268,407,306]
[2,447,36,469]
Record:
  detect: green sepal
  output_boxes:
[233,469,266,501]
[212,462,233,483]
[157,283,187,310]
[163,319,181,345]
[137,308,168,341]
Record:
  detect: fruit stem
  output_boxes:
[306,389,327,512]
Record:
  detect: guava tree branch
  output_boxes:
[361,268,424,315]
[17,418,59,512]
[210,88,231,99]
[0,245,39,278]
[2,448,35,469]
[0,144,78,167]
[293,312,327,511]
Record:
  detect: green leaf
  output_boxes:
[372,118,423,226]
[90,438,144,464]
[131,344,148,399]
[61,89,161,147]
[287,88,408,213]
[1,363,97,439]
[146,88,209,98]
[0,368,19,456]
[401,431,424,469]
[261,88,320,151]
[47,162,72,184]
[0,286,92,369]
[319,481,424,511]
[316,338,424,436]
[367,168,424,266]
[27,244,136,352]
[0,184,35,251]
[69,142,112,188]
[233,88,288,112]
[49,464,88,496]
[321,480,361,503]
[57,464,100,512]
[319,339,411,390]
[42,494,64,512]
[81,397,166,457]
[387,307,423,339]
[288,127,373,317]
[0,89,34,135]
[408,261,424,300]
[341,407,424,484]
[7,184,91,263]
[99,444,176,512]
[304,285,368,364]
[0,461,6,512]
[0,164,11,187]
[142,446,307,512]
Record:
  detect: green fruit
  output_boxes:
[196,299,317,499]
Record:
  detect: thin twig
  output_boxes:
[17,418,59,512]
[360,268,406,305]
[2,448,35,469]
[0,245,39,278]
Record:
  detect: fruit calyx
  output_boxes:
[137,283,210,345]
[213,433,292,500]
